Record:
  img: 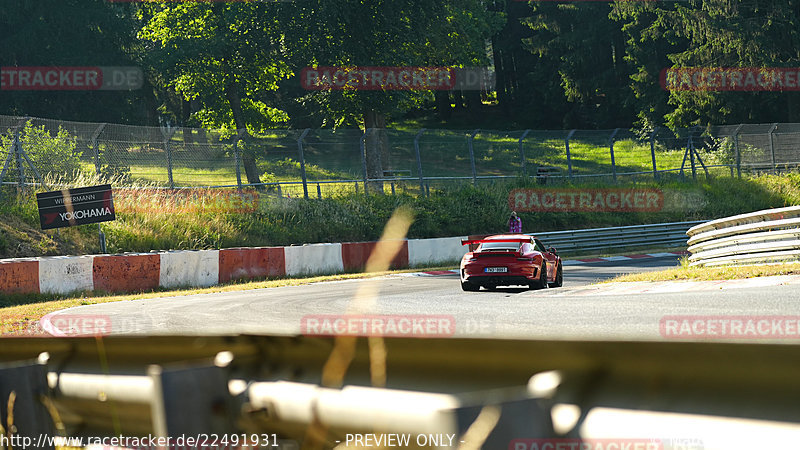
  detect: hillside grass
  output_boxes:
[80,134,693,188]
[1,172,799,259]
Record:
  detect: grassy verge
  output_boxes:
[0,265,456,335]
[608,260,800,283]
[2,172,799,258]
[97,135,687,187]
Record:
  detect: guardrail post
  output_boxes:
[0,361,55,449]
[149,359,238,438]
[609,128,619,182]
[297,128,311,199]
[565,129,576,181]
[468,129,479,186]
[768,123,778,173]
[90,123,107,176]
[414,128,426,195]
[518,129,531,178]
[360,128,374,195]
[649,128,659,180]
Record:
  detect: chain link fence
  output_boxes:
[2,114,799,198]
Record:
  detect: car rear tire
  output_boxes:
[530,264,548,290]
[549,264,563,288]
[461,280,480,292]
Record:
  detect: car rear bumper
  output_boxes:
[461,265,539,286]
[462,274,535,287]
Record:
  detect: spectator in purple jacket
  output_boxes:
[508,211,522,233]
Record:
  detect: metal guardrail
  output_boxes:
[534,220,705,255]
[4,335,800,447]
[687,206,800,266]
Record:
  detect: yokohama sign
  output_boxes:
[36,184,116,230]
[509,188,664,213]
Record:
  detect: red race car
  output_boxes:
[459,234,563,291]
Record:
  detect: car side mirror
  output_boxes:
[547,247,557,254]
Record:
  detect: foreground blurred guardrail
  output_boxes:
[535,220,705,255]
[2,335,800,449]
[687,206,800,267]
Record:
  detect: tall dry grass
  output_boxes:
[1,171,799,257]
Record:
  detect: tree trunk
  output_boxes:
[376,113,391,176]
[181,99,194,147]
[435,91,452,120]
[465,91,482,119]
[224,79,261,185]
[453,90,465,109]
[191,98,208,144]
[491,35,510,117]
[363,109,386,194]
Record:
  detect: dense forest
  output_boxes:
[1,0,797,132]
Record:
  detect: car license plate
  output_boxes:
[484,267,508,273]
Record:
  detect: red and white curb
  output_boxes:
[415,270,460,276]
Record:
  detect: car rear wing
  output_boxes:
[461,238,530,246]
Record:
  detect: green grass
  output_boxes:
[606,261,800,283]
[78,132,709,187]
[2,172,800,259]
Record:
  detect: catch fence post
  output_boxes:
[519,129,531,178]
[414,128,426,195]
[468,129,479,186]
[234,129,247,191]
[609,128,620,182]
[565,130,576,181]
[297,128,311,199]
[649,128,659,180]
[768,123,778,173]
[360,128,374,195]
[91,123,107,177]
[733,124,743,178]
[162,126,177,189]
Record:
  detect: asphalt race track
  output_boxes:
[44,255,800,340]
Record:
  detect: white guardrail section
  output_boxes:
[534,220,705,254]
[687,206,800,267]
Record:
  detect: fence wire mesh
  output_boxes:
[2,115,799,198]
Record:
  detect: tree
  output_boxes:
[279,0,501,191]
[615,0,800,127]
[0,0,153,124]
[517,2,636,128]
[137,2,292,184]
